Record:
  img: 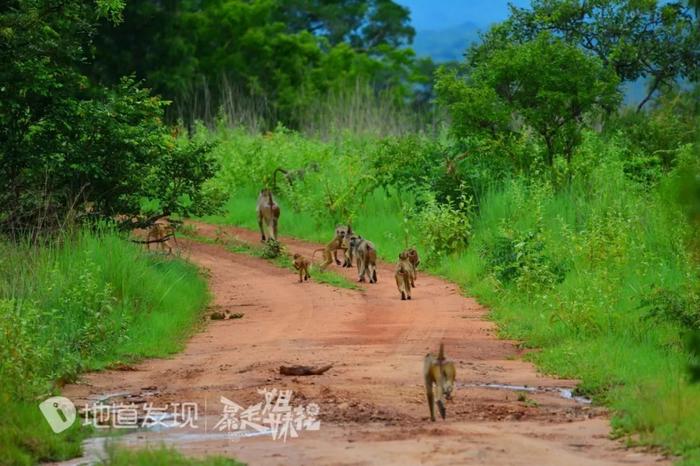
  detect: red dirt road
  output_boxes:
[59,223,668,465]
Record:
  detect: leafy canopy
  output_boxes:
[472,0,700,110]
[437,33,620,166]
[0,0,219,234]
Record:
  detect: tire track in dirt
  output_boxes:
[57,222,669,466]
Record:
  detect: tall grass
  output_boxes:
[177,78,438,138]
[201,127,700,461]
[0,228,209,465]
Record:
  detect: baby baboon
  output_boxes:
[147,219,177,253]
[292,253,311,282]
[349,235,377,283]
[395,252,412,300]
[334,224,353,267]
[312,225,352,270]
[424,343,456,422]
[402,247,420,287]
[256,188,280,242]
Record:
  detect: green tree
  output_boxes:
[0,0,219,235]
[89,0,425,127]
[437,33,620,167]
[473,0,700,111]
[278,0,414,51]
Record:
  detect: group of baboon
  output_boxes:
[257,187,456,421]
[256,188,419,300]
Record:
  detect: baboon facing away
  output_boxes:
[349,235,377,283]
[256,188,280,241]
[395,252,412,300]
[292,253,311,282]
[424,343,456,421]
[402,247,420,287]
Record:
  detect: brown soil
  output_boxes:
[58,222,669,466]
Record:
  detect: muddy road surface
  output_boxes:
[58,223,668,465]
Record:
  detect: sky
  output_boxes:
[394,0,533,30]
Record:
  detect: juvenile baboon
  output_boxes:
[147,219,177,253]
[256,188,280,242]
[292,253,311,282]
[311,224,352,270]
[424,343,456,421]
[402,247,420,287]
[334,224,353,267]
[395,252,412,300]
[349,235,377,283]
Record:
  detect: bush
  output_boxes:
[0,229,209,465]
[411,189,472,264]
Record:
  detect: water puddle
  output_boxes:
[460,382,592,404]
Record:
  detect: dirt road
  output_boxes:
[60,223,668,465]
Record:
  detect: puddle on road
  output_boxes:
[459,382,592,404]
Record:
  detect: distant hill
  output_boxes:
[412,21,481,63]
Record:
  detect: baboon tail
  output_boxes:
[438,343,445,361]
[311,248,325,261]
[272,167,287,189]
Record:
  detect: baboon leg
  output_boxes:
[435,377,446,419]
[425,380,436,422]
[372,267,377,284]
[258,215,266,241]
[358,259,367,282]
[271,218,278,241]
[320,250,333,271]
[333,249,341,265]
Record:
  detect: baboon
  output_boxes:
[395,252,412,300]
[256,188,280,241]
[424,343,456,422]
[349,235,377,283]
[147,219,177,253]
[402,247,420,287]
[311,224,352,270]
[272,162,320,189]
[292,253,311,282]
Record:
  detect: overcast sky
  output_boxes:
[395,0,533,30]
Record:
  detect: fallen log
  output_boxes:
[279,364,333,376]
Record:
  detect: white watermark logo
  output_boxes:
[39,396,76,433]
[41,388,320,442]
[213,388,320,442]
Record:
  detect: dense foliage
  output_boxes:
[474,0,700,111]
[89,0,429,127]
[0,0,220,235]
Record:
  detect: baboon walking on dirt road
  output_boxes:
[424,343,456,421]
[256,188,280,242]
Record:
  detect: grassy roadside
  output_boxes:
[199,128,700,462]
[0,229,210,466]
[99,445,245,466]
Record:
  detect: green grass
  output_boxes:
[199,127,700,461]
[0,228,210,465]
[99,445,244,466]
